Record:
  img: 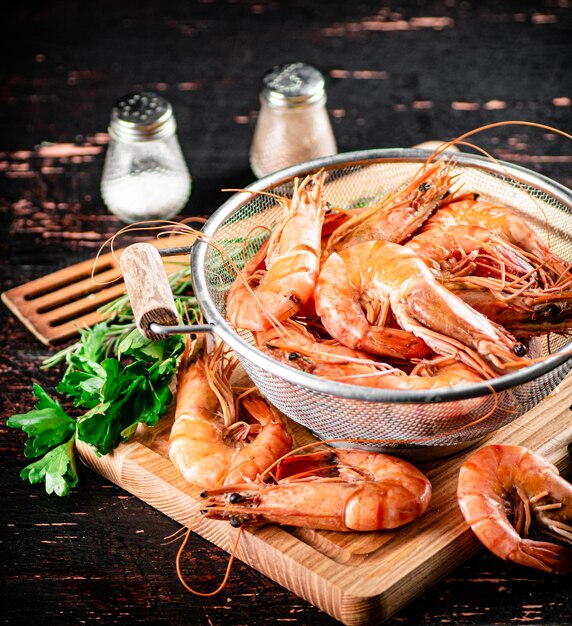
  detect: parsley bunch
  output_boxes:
[8,265,198,496]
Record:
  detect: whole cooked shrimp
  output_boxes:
[445,287,572,336]
[255,320,398,384]
[426,195,572,282]
[226,172,327,331]
[169,340,293,489]
[315,240,530,378]
[325,157,454,253]
[315,238,431,360]
[407,224,572,335]
[457,444,572,574]
[199,447,432,532]
[256,320,486,389]
[406,224,542,286]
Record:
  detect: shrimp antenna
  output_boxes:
[175,525,244,597]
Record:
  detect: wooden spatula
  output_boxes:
[2,237,193,346]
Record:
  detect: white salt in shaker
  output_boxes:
[249,63,337,179]
[101,92,191,223]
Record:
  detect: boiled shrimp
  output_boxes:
[226,172,327,331]
[199,447,432,532]
[256,320,487,389]
[316,241,531,378]
[325,157,455,253]
[457,444,572,574]
[426,195,572,282]
[407,224,572,335]
[169,341,293,489]
[254,320,397,384]
[406,224,542,287]
[315,240,431,360]
[443,286,572,336]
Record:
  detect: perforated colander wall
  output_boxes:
[194,151,572,451]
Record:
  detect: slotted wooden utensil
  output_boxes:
[2,237,194,346]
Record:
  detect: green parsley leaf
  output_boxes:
[20,436,78,496]
[10,261,196,496]
[7,384,76,458]
[76,350,180,455]
[116,327,155,360]
[57,354,107,408]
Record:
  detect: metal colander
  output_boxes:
[188,148,572,456]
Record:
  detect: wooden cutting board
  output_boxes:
[76,374,572,626]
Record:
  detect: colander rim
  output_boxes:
[192,148,572,405]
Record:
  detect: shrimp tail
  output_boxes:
[514,539,572,575]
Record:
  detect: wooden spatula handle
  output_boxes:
[120,243,179,340]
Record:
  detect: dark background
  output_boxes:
[1,1,571,625]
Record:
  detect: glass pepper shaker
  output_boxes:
[249,63,338,179]
[101,91,191,223]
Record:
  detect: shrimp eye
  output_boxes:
[229,516,243,528]
[419,182,431,191]
[544,303,562,320]
[229,493,243,504]
[325,201,332,212]
[513,342,527,357]
[533,303,562,321]
[288,352,301,360]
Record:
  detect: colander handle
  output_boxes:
[120,242,214,340]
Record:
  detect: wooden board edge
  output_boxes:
[75,439,367,624]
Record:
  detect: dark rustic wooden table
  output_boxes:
[2,2,571,625]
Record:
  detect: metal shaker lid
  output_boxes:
[261,63,326,108]
[108,92,177,142]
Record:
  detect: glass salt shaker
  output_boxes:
[249,63,337,179]
[101,91,191,223]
